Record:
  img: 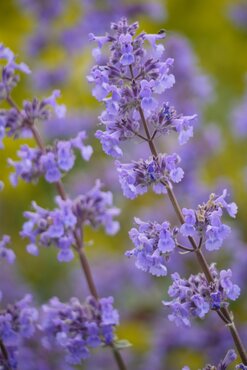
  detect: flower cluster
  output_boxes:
[180,189,238,251]
[0,293,38,369]
[125,217,177,276]
[8,131,93,185]
[88,18,196,158]
[163,265,240,328]
[21,180,120,262]
[183,349,237,370]
[0,44,31,101]
[40,296,119,365]
[0,90,66,147]
[0,235,15,264]
[116,153,184,199]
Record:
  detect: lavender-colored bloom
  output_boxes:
[21,180,119,261]
[8,145,43,186]
[115,153,184,199]
[88,18,196,157]
[179,190,237,251]
[0,235,15,264]
[0,293,38,369]
[219,349,237,369]
[40,295,119,365]
[0,89,67,142]
[220,270,240,301]
[126,218,176,276]
[183,349,237,370]
[8,132,92,185]
[73,179,120,235]
[43,90,66,118]
[0,44,30,101]
[163,265,240,327]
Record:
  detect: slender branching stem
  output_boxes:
[5,95,127,370]
[176,244,195,253]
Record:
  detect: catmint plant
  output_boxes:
[0,43,128,370]
[88,17,247,368]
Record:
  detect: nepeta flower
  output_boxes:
[0,90,66,144]
[115,153,184,199]
[0,235,15,264]
[21,198,77,262]
[0,293,38,351]
[183,349,237,370]
[0,293,38,369]
[8,131,92,185]
[88,18,196,158]
[40,296,119,365]
[125,218,176,276]
[73,180,120,235]
[21,181,119,261]
[163,265,240,328]
[153,103,196,145]
[179,189,237,251]
[0,44,30,101]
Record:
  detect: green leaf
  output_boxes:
[114,339,132,350]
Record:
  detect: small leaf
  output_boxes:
[114,339,132,349]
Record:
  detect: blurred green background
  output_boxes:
[0,0,247,368]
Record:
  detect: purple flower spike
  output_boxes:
[88,18,195,157]
[163,265,240,327]
[8,132,92,185]
[40,296,119,365]
[21,181,119,261]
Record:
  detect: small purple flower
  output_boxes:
[180,208,196,236]
[0,44,31,101]
[0,293,38,346]
[220,269,241,301]
[126,218,176,277]
[43,90,66,118]
[0,235,15,264]
[40,152,61,183]
[119,33,135,66]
